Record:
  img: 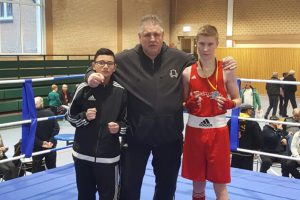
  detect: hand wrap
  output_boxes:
[185,96,201,112]
[223,98,236,110]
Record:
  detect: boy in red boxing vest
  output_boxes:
[182,25,241,200]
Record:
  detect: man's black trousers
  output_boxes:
[120,139,183,200]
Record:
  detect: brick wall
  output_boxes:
[50,0,169,54]
[122,0,170,50]
[51,0,118,54]
[170,0,228,47]
[48,0,300,53]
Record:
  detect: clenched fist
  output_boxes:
[222,56,237,70]
[108,122,119,134]
[88,73,105,88]
[86,108,97,121]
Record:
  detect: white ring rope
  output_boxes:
[0,76,299,166]
[239,78,300,86]
[237,148,300,161]
[0,75,83,164]
[0,74,84,85]
[235,116,300,127]
[0,145,73,164]
[0,115,65,128]
[236,78,300,161]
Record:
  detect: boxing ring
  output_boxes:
[0,76,300,200]
[0,158,299,200]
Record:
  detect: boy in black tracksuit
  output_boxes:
[66,48,127,200]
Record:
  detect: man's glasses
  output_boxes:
[94,60,115,67]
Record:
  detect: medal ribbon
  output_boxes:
[199,59,218,91]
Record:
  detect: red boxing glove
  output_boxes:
[223,98,236,110]
[185,96,201,112]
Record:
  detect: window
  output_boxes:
[0,1,13,21]
[0,0,44,54]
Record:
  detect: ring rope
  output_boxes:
[0,115,65,128]
[0,76,299,166]
[0,75,83,163]
[239,78,300,86]
[0,74,84,85]
[235,78,300,162]
[228,116,300,127]
[237,148,300,161]
[0,145,73,164]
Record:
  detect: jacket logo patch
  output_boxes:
[169,69,178,78]
[191,75,197,80]
[88,95,96,101]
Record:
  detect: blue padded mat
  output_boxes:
[0,160,299,200]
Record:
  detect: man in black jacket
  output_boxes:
[265,72,281,119]
[228,104,262,171]
[67,48,127,200]
[260,116,288,173]
[32,96,60,173]
[86,15,237,200]
[282,70,298,117]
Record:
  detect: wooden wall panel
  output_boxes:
[216,48,300,96]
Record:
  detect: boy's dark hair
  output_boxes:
[93,48,115,61]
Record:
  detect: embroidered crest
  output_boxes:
[169,69,178,78]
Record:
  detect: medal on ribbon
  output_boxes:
[199,59,219,100]
[210,90,220,99]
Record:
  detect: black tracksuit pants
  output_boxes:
[265,95,279,118]
[283,92,298,117]
[73,157,119,200]
[120,139,183,200]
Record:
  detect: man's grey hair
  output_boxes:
[35,96,44,109]
[139,15,164,33]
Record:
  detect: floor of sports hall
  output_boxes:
[0,95,300,199]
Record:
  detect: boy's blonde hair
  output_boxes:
[51,84,58,90]
[196,24,219,42]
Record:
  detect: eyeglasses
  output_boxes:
[94,60,115,67]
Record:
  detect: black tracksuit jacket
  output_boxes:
[262,124,288,154]
[86,43,196,145]
[228,118,263,156]
[266,76,280,96]
[283,74,297,94]
[34,109,60,151]
[66,81,127,161]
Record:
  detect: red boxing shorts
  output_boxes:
[182,115,231,183]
